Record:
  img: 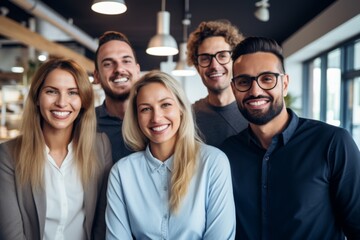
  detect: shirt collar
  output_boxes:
[45,141,73,154]
[281,108,299,145]
[144,145,174,172]
[96,101,110,118]
[45,141,74,168]
[246,108,299,147]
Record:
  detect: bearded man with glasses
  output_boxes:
[220,36,360,239]
[187,20,248,147]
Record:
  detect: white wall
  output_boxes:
[160,58,207,103]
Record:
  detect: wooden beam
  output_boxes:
[0,16,94,73]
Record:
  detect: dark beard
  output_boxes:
[239,96,283,125]
[103,87,130,101]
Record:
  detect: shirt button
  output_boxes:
[263,185,267,189]
[264,156,269,161]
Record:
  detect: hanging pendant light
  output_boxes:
[146,0,178,56]
[91,0,127,15]
[254,0,270,22]
[172,42,196,76]
[172,0,196,77]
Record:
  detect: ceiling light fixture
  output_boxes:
[11,57,24,73]
[172,0,196,77]
[38,51,48,62]
[91,0,127,15]
[146,0,178,56]
[254,0,270,22]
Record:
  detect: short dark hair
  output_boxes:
[94,31,137,70]
[232,36,285,73]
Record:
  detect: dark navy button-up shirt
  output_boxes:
[221,109,360,240]
[95,101,133,163]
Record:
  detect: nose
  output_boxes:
[208,56,221,68]
[248,79,264,96]
[55,93,68,107]
[151,107,162,123]
[114,62,126,74]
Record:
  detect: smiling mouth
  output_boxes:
[52,111,71,117]
[248,100,268,106]
[151,125,169,132]
[113,77,129,83]
[208,72,224,78]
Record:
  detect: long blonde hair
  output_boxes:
[14,58,98,188]
[123,70,202,212]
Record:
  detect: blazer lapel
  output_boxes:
[84,177,98,240]
[32,185,46,240]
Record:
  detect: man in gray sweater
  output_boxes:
[187,20,247,147]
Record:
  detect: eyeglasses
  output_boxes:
[232,72,284,92]
[195,50,232,68]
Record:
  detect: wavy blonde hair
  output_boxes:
[14,58,98,188]
[123,70,202,212]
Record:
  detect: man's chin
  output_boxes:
[104,90,130,101]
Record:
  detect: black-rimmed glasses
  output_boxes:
[195,50,232,67]
[232,72,284,92]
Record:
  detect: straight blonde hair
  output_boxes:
[14,58,99,188]
[122,70,202,212]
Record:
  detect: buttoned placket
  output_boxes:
[56,167,68,240]
[158,163,170,240]
[261,136,279,240]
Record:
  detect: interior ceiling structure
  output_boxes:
[2,0,337,72]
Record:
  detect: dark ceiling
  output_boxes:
[2,0,336,71]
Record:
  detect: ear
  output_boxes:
[93,69,100,84]
[283,74,289,97]
[230,81,237,95]
[136,63,140,72]
[194,64,200,73]
[136,63,141,77]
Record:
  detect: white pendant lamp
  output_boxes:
[172,0,196,77]
[91,0,127,15]
[254,0,270,22]
[172,42,196,76]
[146,0,178,56]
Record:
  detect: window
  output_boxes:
[354,40,360,70]
[304,35,360,148]
[326,49,341,126]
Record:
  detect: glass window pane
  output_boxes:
[310,58,321,120]
[354,40,360,70]
[326,49,341,126]
[351,77,360,148]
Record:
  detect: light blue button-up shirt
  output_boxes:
[106,143,235,240]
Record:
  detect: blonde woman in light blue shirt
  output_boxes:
[106,70,235,240]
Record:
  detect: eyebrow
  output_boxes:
[197,49,231,55]
[137,97,175,106]
[42,85,78,90]
[101,55,134,62]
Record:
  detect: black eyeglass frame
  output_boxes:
[195,50,232,68]
[232,71,285,92]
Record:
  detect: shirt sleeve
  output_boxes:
[330,129,360,239]
[203,149,236,240]
[0,142,26,239]
[105,163,133,240]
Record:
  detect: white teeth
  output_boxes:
[152,125,168,132]
[249,101,266,106]
[52,111,70,116]
[209,73,223,78]
[114,77,128,83]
